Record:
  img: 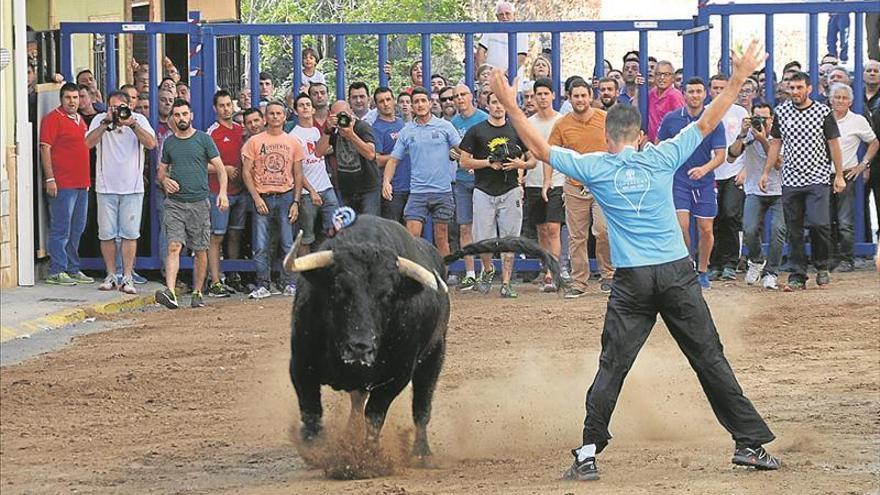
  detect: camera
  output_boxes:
[488,141,523,164]
[751,116,766,131]
[113,104,132,127]
[336,112,352,128]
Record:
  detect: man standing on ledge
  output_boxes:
[488,40,780,481]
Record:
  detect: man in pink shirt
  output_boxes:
[648,60,686,142]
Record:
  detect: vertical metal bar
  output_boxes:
[551,31,561,109]
[188,11,203,129]
[37,32,46,83]
[421,33,431,89]
[853,14,865,115]
[682,32,694,81]
[507,31,517,84]
[293,35,303,94]
[638,30,649,131]
[47,31,57,80]
[378,34,388,88]
[105,33,117,93]
[202,26,217,126]
[249,35,260,107]
[696,9,711,81]
[720,14,730,75]
[464,33,474,90]
[594,31,605,78]
[60,30,73,81]
[147,33,160,264]
[808,13,819,100]
[336,33,346,100]
[765,14,775,107]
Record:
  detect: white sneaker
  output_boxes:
[98,274,118,291]
[119,276,137,294]
[283,283,297,296]
[249,286,272,299]
[745,259,766,285]
[761,273,778,290]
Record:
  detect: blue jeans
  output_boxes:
[252,191,294,286]
[340,188,380,216]
[742,194,786,275]
[47,188,89,276]
[831,176,857,262]
[827,14,850,61]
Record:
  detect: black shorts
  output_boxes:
[525,187,565,225]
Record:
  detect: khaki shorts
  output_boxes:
[164,197,211,251]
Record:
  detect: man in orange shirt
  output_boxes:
[549,79,613,298]
[242,101,306,299]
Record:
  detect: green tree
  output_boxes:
[241,0,471,98]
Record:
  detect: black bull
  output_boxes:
[286,214,560,457]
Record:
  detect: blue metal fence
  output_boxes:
[58,0,880,273]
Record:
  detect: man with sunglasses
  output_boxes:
[648,61,686,143]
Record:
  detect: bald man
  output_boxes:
[318,100,380,215]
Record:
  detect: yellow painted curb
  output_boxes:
[0,293,156,343]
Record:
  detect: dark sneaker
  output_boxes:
[599,280,613,293]
[564,287,587,299]
[47,273,78,286]
[500,283,518,299]
[458,276,478,292]
[816,270,831,286]
[131,271,148,284]
[720,267,737,281]
[207,281,232,298]
[155,288,179,309]
[706,268,723,281]
[834,260,854,273]
[562,449,599,481]
[784,277,807,292]
[191,291,205,308]
[732,446,781,470]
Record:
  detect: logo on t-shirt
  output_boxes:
[614,166,652,215]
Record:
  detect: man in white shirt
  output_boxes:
[475,1,529,78]
[85,90,157,294]
[289,93,341,254]
[828,83,879,271]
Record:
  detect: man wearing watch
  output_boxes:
[242,101,305,300]
[85,90,157,294]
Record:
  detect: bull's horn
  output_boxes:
[283,230,335,272]
[397,257,443,292]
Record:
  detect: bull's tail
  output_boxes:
[443,237,563,288]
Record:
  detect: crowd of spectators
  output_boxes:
[35,2,880,306]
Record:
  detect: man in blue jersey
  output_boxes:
[382,87,461,257]
[488,40,780,481]
[657,77,727,289]
[372,86,410,223]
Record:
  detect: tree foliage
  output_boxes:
[241,0,472,97]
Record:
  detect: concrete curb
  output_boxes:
[0,293,156,343]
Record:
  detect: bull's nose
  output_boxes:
[342,342,376,366]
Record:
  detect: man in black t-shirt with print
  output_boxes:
[319,100,380,215]
[459,91,536,298]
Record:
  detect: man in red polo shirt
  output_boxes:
[39,82,94,286]
[205,90,246,297]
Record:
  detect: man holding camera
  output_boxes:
[320,100,380,215]
[85,90,157,294]
[459,90,536,298]
[729,103,785,289]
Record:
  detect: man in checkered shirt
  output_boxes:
[759,71,845,291]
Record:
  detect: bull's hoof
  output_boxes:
[410,454,436,469]
[300,423,323,443]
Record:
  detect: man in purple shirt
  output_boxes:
[648,61,686,142]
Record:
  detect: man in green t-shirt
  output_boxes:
[157,99,229,309]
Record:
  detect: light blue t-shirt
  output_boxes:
[451,109,489,184]
[550,122,703,268]
[391,116,461,194]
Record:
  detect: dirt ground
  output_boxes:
[1,271,879,495]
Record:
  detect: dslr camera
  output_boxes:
[751,116,767,132]
[336,111,352,128]
[112,104,133,128]
[488,141,523,164]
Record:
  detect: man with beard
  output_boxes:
[596,77,619,111]
[372,87,410,223]
[308,82,331,130]
[156,99,229,309]
[321,100,379,215]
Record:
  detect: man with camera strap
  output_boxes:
[85,90,157,294]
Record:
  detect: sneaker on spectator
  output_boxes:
[720,267,737,281]
[208,282,232,298]
[834,260,854,273]
[191,290,205,308]
[119,276,137,295]
[816,270,831,286]
[154,287,179,309]
[446,273,460,286]
[761,273,779,290]
[269,281,283,295]
[68,271,94,284]
[98,274,119,291]
[249,285,272,299]
[745,260,766,285]
[540,280,558,293]
[564,287,587,299]
[560,269,572,285]
[784,276,807,292]
[226,272,244,292]
[599,279,613,293]
[47,273,78,286]
[500,283,518,299]
[706,268,722,281]
[458,276,478,292]
[131,271,148,284]
[283,283,297,296]
[476,268,496,294]
[698,272,712,290]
